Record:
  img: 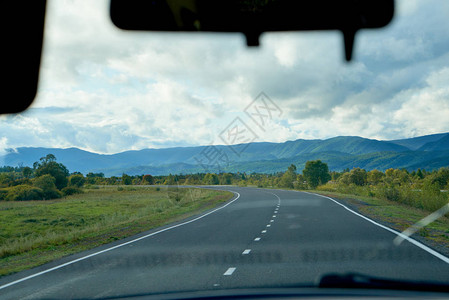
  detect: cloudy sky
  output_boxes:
[1,0,449,154]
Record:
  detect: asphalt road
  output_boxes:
[1,186,449,299]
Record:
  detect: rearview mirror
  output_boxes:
[110,0,394,61]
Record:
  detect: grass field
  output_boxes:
[0,185,233,276]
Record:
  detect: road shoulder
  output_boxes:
[309,190,449,258]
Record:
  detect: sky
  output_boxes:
[1,0,449,155]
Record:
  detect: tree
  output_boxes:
[219,173,232,185]
[416,168,424,179]
[294,174,307,189]
[348,168,367,186]
[431,167,449,190]
[203,173,216,185]
[86,172,104,178]
[302,160,331,189]
[33,154,69,190]
[287,164,297,174]
[33,174,62,199]
[164,174,176,185]
[338,172,351,185]
[0,173,14,187]
[184,175,198,185]
[22,166,33,179]
[121,173,132,185]
[203,173,219,185]
[367,169,384,185]
[279,164,297,188]
[330,171,342,181]
[108,176,119,185]
[142,174,155,185]
[69,174,85,187]
[384,168,411,186]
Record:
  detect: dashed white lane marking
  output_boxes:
[272,215,276,218]
[223,267,236,275]
[267,224,271,227]
[270,219,274,222]
[261,230,267,233]
[0,191,242,291]
[242,249,251,255]
[254,237,261,241]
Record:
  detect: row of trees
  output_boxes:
[319,166,449,212]
[0,154,84,201]
[0,157,333,193]
[1,154,448,212]
[0,156,331,201]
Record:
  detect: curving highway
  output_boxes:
[1,187,449,299]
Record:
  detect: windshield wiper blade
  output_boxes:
[319,273,449,292]
[394,203,449,246]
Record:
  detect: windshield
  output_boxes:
[0,0,449,298]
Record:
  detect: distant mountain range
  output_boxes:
[2,132,449,176]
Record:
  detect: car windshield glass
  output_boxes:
[0,0,449,298]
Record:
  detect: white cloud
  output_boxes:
[392,67,449,136]
[273,38,298,68]
[0,137,10,159]
[1,0,449,155]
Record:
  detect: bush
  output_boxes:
[377,185,401,202]
[43,189,62,200]
[61,186,83,196]
[348,168,368,186]
[5,185,44,201]
[68,174,85,187]
[318,167,449,213]
[32,175,62,200]
[293,177,308,190]
[317,182,338,193]
[0,189,9,200]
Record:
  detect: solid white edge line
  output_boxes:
[300,191,449,264]
[0,191,241,290]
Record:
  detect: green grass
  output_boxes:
[0,185,233,276]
